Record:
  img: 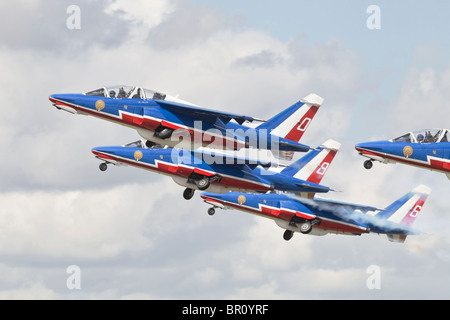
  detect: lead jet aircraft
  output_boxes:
[91,139,340,200]
[49,85,323,154]
[355,128,450,179]
[201,185,430,243]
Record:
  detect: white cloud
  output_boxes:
[105,0,175,41]
[0,282,59,300]
[386,66,450,133]
[0,183,171,259]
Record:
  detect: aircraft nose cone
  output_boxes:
[91,146,116,156]
[49,93,83,105]
[49,94,69,103]
[355,142,366,151]
[200,192,221,200]
[355,141,385,152]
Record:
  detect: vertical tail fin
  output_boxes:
[257,93,323,143]
[377,185,431,243]
[281,139,340,184]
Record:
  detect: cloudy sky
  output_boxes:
[0,0,449,299]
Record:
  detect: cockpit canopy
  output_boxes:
[391,129,449,144]
[85,86,167,100]
[124,140,165,149]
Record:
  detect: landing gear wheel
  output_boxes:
[207,208,216,216]
[183,188,195,200]
[195,177,210,190]
[364,160,373,170]
[300,221,312,234]
[99,163,108,171]
[283,230,294,241]
[155,128,173,139]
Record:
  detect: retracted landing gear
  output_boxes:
[99,163,108,171]
[195,177,210,190]
[364,160,373,170]
[188,174,221,191]
[299,221,312,234]
[183,188,195,200]
[154,126,173,139]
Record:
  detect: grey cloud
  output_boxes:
[232,50,284,69]
[0,0,131,54]
[146,1,242,50]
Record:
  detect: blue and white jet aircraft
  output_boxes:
[356,128,450,179]
[50,85,323,154]
[92,139,340,200]
[201,185,431,243]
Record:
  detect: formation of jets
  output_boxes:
[50,85,443,243]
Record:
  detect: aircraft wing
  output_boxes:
[314,198,385,213]
[191,148,286,170]
[287,195,385,213]
[155,99,265,125]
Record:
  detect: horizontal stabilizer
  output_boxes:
[294,182,331,193]
[387,234,408,243]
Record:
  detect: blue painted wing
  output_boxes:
[155,99,263,125]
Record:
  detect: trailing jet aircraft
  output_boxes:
[201,185,431,243]
[355,128,450,179]
[49,85,323,154]
[91,139,340,200]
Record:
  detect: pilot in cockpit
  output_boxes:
[416,133,424,143]
[118,87,127,98]
[109,90,116,98]
[424,131,434,143]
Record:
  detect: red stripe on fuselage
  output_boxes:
[316,219,367,234]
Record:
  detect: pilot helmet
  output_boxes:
[109,90,116,97]
[417,134,424,142]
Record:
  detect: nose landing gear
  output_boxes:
[364,160,373,170]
